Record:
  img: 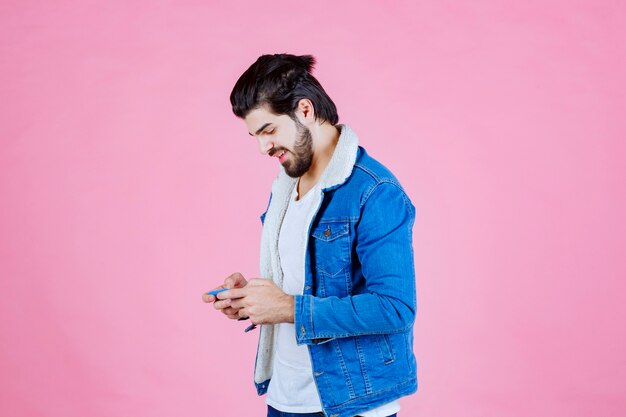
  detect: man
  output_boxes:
[203,54,417,417]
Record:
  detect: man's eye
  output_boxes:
[266,129,275,135]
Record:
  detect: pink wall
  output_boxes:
[1,1,625,416]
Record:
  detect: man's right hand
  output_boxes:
[202,272,248,320]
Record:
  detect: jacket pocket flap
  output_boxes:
[311,221,349,242]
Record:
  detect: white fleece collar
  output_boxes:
[270,124,360,196]
[254,124,360,386]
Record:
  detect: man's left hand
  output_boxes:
[218,278,294,325]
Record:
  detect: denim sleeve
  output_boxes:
[295,182,417,344]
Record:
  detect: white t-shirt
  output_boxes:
[267,183,400,417]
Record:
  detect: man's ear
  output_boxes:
[294,99,315,125]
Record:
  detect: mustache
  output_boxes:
[268,147,288,157]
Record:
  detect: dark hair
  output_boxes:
[230,54,339,125]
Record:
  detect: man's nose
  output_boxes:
[257,136,274,155]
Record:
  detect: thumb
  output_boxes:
[248,278,273,287]
[247,278,262,286]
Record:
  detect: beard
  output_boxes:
[281,119,313,178]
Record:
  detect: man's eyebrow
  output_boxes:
[249,123,272,136]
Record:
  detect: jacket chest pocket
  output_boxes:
[310,221,351,277]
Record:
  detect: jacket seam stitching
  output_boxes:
[359,180,407,211]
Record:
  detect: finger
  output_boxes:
[218,287,245,300]
[229,298,245,310]
[213,298,231,310]
[203,285,226,303]
[225,272,246,289]
[221,306,241,316]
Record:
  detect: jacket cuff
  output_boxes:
[294,295,332,345]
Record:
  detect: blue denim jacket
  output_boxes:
[256,125,417,417]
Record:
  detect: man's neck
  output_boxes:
[297,123,341,199]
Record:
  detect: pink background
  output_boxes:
[1,1,625,416]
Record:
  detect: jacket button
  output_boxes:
[324,226,331,237]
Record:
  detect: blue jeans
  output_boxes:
[266,405,397,417]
